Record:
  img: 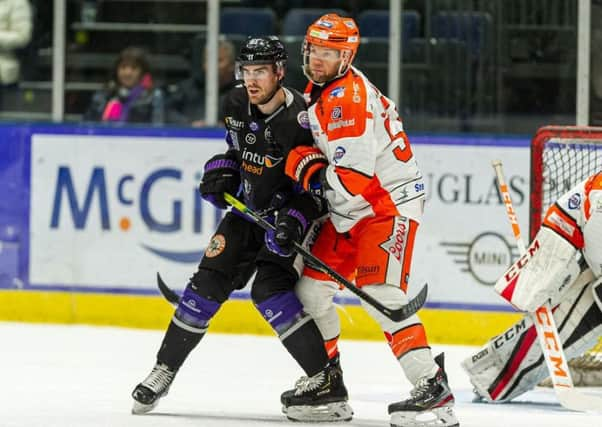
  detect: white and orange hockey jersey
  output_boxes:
[495,172,602,311]
[542,172,602,278]
[304,66,425,232]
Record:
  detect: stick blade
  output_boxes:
[388,283,428,322]
[557,389,602,413]
[157,272,180,306]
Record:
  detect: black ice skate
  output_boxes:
[388,353,459,427]
[131,362,177,414]
[281,356,353,422]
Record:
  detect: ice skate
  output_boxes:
[281,356,353,422]
[131,363,177,414]
[388,353,459,427]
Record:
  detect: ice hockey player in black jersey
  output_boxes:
[131,36,352,421]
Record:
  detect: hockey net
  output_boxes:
[530,125,602,386]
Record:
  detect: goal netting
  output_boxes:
[530,125,602,386]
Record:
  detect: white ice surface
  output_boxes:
[1,322,600,427]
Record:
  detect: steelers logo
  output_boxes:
[205,234,226,258]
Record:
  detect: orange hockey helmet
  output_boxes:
[303,13,360,82]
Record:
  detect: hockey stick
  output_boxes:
[157,272,180,306]
[223,192,427,322]
[492,160,602,412]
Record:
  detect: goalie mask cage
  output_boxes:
[530,125,602,386]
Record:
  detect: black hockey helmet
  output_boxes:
[235,36,287,80]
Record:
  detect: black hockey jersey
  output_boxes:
[222,85,315,213]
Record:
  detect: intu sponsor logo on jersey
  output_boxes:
[49,166,222,263]
[241,148,283,175]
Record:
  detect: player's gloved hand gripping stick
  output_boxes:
[157,193,428,323]
[492,160,602,412]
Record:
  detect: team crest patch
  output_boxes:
[205,234,226,258]
[568,193,581,209]
[297,111,310,129]
[331,106,342,120]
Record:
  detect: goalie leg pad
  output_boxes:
[593,276,602,310]
[462,279,602,402]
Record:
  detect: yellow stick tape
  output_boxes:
[0,290,522,345]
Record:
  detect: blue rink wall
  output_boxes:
[0,123,530,345]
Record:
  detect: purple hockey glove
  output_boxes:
[264,208,308,257]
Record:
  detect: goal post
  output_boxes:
[530,125,602,386]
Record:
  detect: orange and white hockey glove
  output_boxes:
[285,146,328,191]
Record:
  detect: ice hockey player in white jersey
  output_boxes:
[462,172,602,402]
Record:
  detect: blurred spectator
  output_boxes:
[84,46,165,124]
[166,39,237,126]
[0,0,32,109]
[591,0,602,125]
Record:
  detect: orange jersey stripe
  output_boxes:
[362,175,399,216]
[334,166,373,196]
[584,173,602,221]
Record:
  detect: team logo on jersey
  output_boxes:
[225,116,244,130]
[205,234,226,258]
[331,106,343,120]
[245,133,256,144]
[264,126,274,143]
[329,86,345,99]
[249,121,259,132]
[264,154,283,168]
[333,146,346,164]
[568,193,581,209]
[297,111,310,129]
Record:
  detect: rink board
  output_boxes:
[0,290,522,345]
[0,123,529,345]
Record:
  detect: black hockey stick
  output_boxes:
[157,272,180,306]
[224,192,427,322]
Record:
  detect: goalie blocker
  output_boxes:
[463,173,602,402]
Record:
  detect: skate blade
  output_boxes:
[131,400,158,415]
[284,401,353,422]
[390,405,459,427]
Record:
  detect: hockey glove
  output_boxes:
[285,146,328,191]
[265,208,308,257]
[199,152,240,209]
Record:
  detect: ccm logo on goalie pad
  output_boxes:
[497,239,540,303]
